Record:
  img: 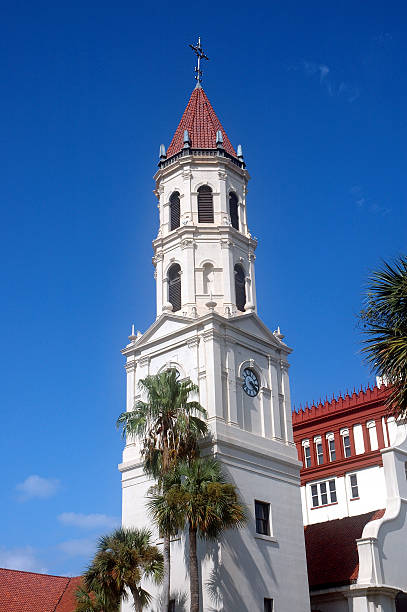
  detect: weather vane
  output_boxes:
[189,37,209,84]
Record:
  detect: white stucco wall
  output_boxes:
[119,312,310,611]
[301,465,387,526]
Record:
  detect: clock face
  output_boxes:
[242,368,260,397]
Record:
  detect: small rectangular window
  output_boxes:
[320,481,328,505]
[328,438,336,461]
[255,501,270,535]
[343,435,351,458]
[405,462,407,481]
[316,442,324,465]
[311,484,319,508]
[264,598,274,612]
[350,474,359,499]
[304,445,311,468]
[329,479,337,503]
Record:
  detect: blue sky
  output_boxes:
[0,0,406,576]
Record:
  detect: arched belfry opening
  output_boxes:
[169,192,180,230]
[234,264,246,312]
[198,185,214,223]
[168,264,181,312]
[229,192,239,230]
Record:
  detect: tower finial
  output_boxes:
[189,36,209,86]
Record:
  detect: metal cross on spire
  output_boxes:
[189,37,209,85]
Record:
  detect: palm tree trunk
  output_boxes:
[189,523,199,612]
[130,587,143,612]
[162,533,171,611]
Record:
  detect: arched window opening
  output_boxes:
[198,185,214,223]
[234,264,246,312]
[203,263,214,294]
[229,192,239,230]
[170,192,180,231]
[168,264,181,312]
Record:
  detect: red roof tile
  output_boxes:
[0,567,81,612]
[304,509,385,590]
[166,86,237,159]
[56,576,82,612]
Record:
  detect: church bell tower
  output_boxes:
[119,40,310,612]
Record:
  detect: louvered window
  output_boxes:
[234,264,246,312]
[198,185,214,223]
[168,264,181,312]
[229,192,239,230]
[170,192,180,231]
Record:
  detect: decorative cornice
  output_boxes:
[187,337,200,348]
[280,360,290,373]
[220,238,234,249]
[181,238,195,249]
[138,355,150,368]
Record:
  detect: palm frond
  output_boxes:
[360,255,407,415]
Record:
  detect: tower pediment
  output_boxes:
[122,313,194,354]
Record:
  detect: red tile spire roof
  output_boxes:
[166,86,237,159]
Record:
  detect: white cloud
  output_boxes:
[58,512,119,530]
[0,546,48,573]
[59,538,97,557]
[301,61,360,103]
[350,186,391,215]
[16,475,60,501]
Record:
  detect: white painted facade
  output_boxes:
[301,465,387,526]
[119,115,311,611]
[310,421,407,612]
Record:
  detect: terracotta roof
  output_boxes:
[166,86,237,159]
[304,509,385,590]
[0,567,81,611]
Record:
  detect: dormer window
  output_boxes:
[229,192,239,230]
[198,185,214,223]
[170,191,180,230]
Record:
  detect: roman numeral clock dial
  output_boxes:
[242,368,260,397]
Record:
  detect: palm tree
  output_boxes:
[148,457,247,612]
[83,527,163,612]
[117,368,208,611]
[360,255,407,416]
[74,585,119,612]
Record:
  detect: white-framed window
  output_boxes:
[326,432,336,461]
[340,428,351,458]
[366,420,379,451]
[310,479,337,508]
[349,473,359,499]
[255,500,271,536]
[302,439,311,468]
[314,436,324,465]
